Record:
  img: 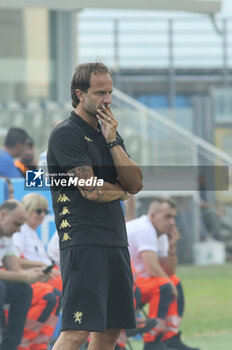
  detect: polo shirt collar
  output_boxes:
[71,111,101,136]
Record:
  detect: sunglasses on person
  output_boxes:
[35,209,49,215]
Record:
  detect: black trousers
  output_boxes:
[0,280,32,350]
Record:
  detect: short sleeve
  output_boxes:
[52,128,92,171]
[136,227,158,253]
[12,232,25,257]
[0,152,22,178]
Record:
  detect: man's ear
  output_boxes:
[75,89,86,103]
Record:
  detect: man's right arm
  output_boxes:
[68,165,128,203]
[140,250,178,299]
[1,255,45,284]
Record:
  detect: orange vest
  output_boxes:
[14,160,29,176]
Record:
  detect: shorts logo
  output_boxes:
[62,233,71,242]
[59,220,71,229]
[74,311,83,324]
[60,207,70,216]
[26,169,44,187]
[57,194,70,203]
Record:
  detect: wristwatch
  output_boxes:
[106,138,120,148]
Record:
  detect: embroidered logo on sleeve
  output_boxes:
[59,220,71,229]
[57,194,70,203]
[62,233,71,242]
[74,311,83,324]
[60,207,70,215]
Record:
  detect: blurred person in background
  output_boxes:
[127,198,200,350]
[0,177,14,200]
[47,231,59,268]
[124,194,136,222]
[0,199,44,350]
[13,193,62,350]
[38,121,63,168]
[15,137,37,177]
[0,128,28,178]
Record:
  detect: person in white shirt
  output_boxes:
[47,231,60,267]
[127,198,200,350]
[0,199,44,350]
[13,193,62,350]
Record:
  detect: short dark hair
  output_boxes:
[0,200,18,212]
[4,128,28,148]
[71,62,111,108]
[148,197,176,214]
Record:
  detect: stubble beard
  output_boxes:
[84,103,98,119]
[84,101,107,120]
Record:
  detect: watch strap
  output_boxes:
[106,138,120,148]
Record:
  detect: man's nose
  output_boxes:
[103,93,111,105]
[170,218,175,225]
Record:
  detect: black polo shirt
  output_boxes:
[47,111,128,249]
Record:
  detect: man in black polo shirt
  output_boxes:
[47,62,143,350]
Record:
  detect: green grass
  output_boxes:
[129,263,232,350]
[177,263,232,337]
[130,332,232,350]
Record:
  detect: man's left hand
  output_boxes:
[96,104,118,142]
[168,226,180,247]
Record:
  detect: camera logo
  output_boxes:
[26,169,44,188]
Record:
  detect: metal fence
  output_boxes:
[0,101,72,154]
[77,16,232,79]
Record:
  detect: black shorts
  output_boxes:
[60,245,136,332]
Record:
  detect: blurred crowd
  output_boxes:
[0,127,63,350]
